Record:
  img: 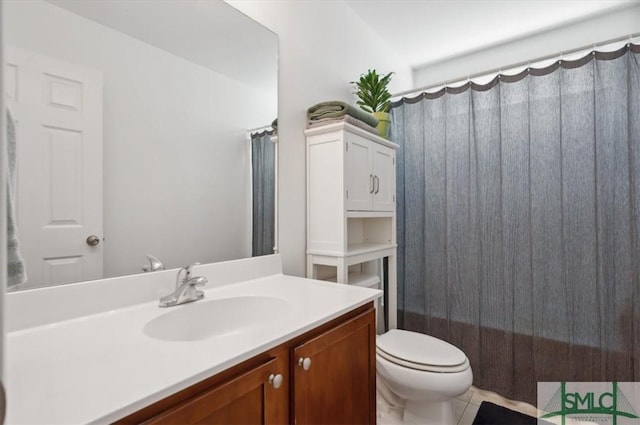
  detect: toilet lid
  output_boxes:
[377,329,469,373]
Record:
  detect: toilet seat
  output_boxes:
[377,329,469,373]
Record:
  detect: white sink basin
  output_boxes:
[143,295,292,342]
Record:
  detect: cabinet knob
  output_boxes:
[374,175,380,194]
[369,174,375,194]
[298,357,312,370]
[268,373,283,389]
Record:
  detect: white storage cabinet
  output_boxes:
[305,122,398,329]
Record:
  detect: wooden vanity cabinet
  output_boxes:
[292,307,376,424]
[118,344,290,425]
[144,359,283,424]
[116,303,375,425]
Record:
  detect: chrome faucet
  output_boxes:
[159,263,207,307]
[142,254,165,272]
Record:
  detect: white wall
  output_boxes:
[413,4,640,88]
[227,0,413,277]
[5,0,276,280]
[0,0,6,382]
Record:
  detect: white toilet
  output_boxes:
[376,329,473,425]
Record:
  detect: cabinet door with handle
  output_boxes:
[345,132,396,213]
[292,309,376,425]
[372,144,396,211]
[345,134,374,211]
[146,358,287,425]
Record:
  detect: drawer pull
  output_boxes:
[268,373,283,389]
[298,357,312,370]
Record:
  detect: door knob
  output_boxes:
[298,357,312,370]
[86,235,101,246]
[268,373,283,389]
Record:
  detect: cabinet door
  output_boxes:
[345,135,374,211]
[372,144,395,211]
[293,309,376,425]
[146,358,287,425]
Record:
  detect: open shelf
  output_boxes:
[348,216,392,244]
[306,242,396,258]
[327,271,380,289]
[345,243,395,256]
[346,211,394,219]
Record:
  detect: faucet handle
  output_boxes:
[142,254,165,272]
[175,262,201,286]
[183,262,200,280]
[184,262,200,274]
[186,276,207,288]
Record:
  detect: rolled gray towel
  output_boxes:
[307,101,378,128]
[306,115,379,136]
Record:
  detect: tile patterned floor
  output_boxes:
[377,383,598,425]
[454,386,538,425]
[377,383,539,425]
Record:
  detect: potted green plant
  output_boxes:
[351,69,394,138]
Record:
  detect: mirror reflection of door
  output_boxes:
[5,46,104,289]
[4,0,277,291]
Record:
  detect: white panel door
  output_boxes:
[5,47,103,288]
[372,144,395,212]
[345,134,373,211]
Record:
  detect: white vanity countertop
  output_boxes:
[6,273,380,424]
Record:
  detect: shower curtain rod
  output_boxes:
[392,32,640,99]
[247,124,273,134]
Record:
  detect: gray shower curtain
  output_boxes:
[251,130,275,257]
[390,43,640,404]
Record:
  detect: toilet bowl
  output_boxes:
[376,329,473,425]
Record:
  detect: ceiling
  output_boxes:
[344,0,638,70]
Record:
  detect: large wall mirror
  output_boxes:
[4,0,278,291]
